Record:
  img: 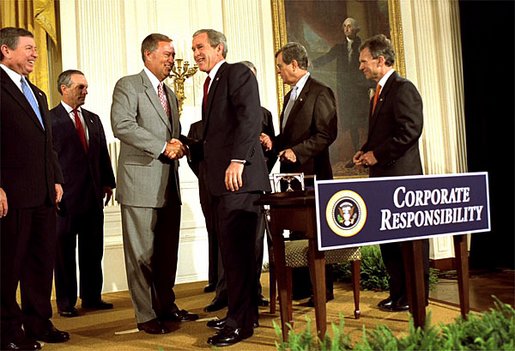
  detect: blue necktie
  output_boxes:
[20,77,45,129]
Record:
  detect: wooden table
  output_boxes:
[258,190,470,339]
[257,190,328,340]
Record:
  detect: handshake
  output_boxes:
[163,138,188,160]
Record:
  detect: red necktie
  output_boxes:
[73,109,88,152]
[203,76,211,111]
[158,82,170,117]
[372,84,381,114]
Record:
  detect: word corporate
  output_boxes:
[380,186,484,230]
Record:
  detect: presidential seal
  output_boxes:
[325,190,367,237]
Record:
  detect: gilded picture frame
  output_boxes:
[271,0,405,178]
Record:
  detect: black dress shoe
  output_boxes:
[207,326,253,347]
[379,300,410,312]
[59,307,79,317]
[377,297,393,308]
[27,323,70,343]
[304,292,335,307]
[137,319,171,334]
[203,284,216,293]
[1,336,41,350]
[257,295,269,307]
[81,299,113,310]
[161,309,199,322]
[203,299,228,312]
[207,317,259,330]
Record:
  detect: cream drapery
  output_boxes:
[1,0,58,99]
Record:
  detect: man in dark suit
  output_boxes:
[189,92,275,314]
[313,17,372,164]
[197,60,275,313]
[111,33,197,335]
[0,27,69,350]
[50,70,116,318]
[192,29,271,347]
[267,41,338,305]
[353,34,429,312]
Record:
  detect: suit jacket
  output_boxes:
[111,70,181,207]
[361,71,423,177]
[189,106,276,176]
[202,62,270,196]
[261,107,277,173]
[0,68,63,208]
[275,76,337,180]
[50,104,116,212]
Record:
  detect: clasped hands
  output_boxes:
[163,138,188,160]
[353,150,377,168]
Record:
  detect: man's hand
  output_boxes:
[260,133,273,151]
[278,148,297,163]
[103,187,113,206]
[0,187,8,218]
[55,184,64,206]
[164,138,187,160]
[353,150,377,168]
[225,161,244,192]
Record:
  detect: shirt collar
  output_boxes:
[61,101,81,115]
[0,63,24,91]
[378,68,395,88]
[292,72,310,97]
[143,67,162,93]
[207,59,226,81]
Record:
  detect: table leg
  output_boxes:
[270,222,292,341]
[453,234,470,318]
[308,239,327,338]
[402,240,426,329]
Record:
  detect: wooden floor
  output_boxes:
[430,268,515,312]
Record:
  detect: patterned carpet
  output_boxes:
[45,275,465,351]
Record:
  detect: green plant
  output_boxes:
[334,245,439,292]
[274,296,515,351]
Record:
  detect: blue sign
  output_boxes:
[315,172,490,251]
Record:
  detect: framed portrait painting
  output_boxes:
[271,0,405,178]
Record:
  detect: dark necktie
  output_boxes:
[203,76,211,111]
[73,109,88,152]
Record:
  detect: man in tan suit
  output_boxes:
[111,33,197,335]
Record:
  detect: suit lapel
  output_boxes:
[1,70,46,132]
[282,77,310,133]
[369,71,397,133]
[29,80,48,131]
[279,92,290,130]
[203,62,226,138]
[140,71,172,134]
[163,83,177,136]
[82,109,97,153]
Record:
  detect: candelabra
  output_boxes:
[169,59,198,116]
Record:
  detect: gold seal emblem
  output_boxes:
[325,190,367,237]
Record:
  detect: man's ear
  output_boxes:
[216,43,224,55]
[0,44,10,57]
